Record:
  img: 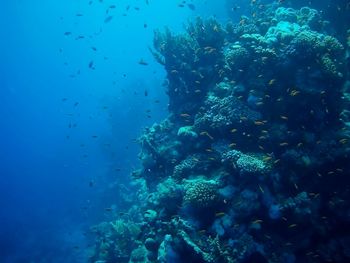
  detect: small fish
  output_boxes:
[88,61,94,69]
[104,16,113,23]
[254,121,265,126]
[279,142,289,146]
[104,207,113,212]
[288,224,297,228]
[215,212,226,217]
[89,180,94,187]
[268,79,276,85]
[180,113,191,118]
[290,90,300,96]
[64,31,72,36]
[200,131,214,140]
[339,138,348,144]
[74,102,79,107]
[258,185,264,194]
[230,128,237,133]
[187,4,196,10]
[144,90,148,96]
[252,219,263,224]
[91,46,97,51]
[263,156,272,162]
[138,59,148,66]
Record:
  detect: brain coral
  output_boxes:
[183,179,220,209]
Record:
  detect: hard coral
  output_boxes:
[194,95,261,133]
[183,179,220,209]
[91,3,350,263]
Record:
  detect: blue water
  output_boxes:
[0,0,240,261]
[0,1,203,261]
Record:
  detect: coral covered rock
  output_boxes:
[183,179,220,209]
[91,3,350,263]
[194,95,261,133]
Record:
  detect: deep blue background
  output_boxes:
[0,0,231,262]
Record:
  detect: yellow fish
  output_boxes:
[268,79,276,85]
[215,212,226,217]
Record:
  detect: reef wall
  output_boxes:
[90,2,350,263]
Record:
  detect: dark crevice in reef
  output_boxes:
[90,2,350,263]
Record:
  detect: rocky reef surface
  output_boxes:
[90,3,350,263]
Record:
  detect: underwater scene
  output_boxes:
[1,0,350,262]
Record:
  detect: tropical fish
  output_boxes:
[188,4,196,10]
[138,59,149,65]
[215,212,226,217]
[104,16,113,23]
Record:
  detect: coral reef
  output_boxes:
[91,3,350,263]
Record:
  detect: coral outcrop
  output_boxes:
[91,3,350,263]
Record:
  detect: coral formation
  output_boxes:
[91,2,350,263]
